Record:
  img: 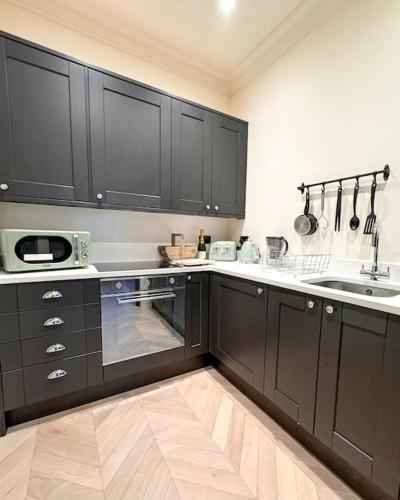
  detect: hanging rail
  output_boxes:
[297,165,390,194]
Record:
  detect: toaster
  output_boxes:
[209,241,237,261]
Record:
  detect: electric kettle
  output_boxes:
[238,239,260,264]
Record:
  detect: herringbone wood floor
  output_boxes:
[0,367,360,499]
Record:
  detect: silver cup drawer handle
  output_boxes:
[47,369,67,380]
[44,317,64,327]
[45,343,66,354]
[42,290,63,300]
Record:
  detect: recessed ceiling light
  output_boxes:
[218,0,236,15]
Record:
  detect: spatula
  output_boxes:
[363,177,377,234]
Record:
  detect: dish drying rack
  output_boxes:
[261,251,331,276]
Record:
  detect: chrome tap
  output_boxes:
[360,224,390,280]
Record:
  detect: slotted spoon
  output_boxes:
[363,177,377,234]
[318,186,328,230]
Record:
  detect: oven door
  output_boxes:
[101,282,185,366]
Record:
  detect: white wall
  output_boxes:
[0,1,231,260]
[229,0,400,264]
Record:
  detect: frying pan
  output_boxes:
[294,188,318,236]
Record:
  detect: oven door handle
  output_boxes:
[117,292,176,304]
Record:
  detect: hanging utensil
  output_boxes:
[334,181,342,232]
[318,185,328,230]
[364,176,377,234]
[294,187,318,236]
[349,179,360,230]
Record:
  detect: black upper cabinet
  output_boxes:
[210,274,267,392]
[89,70,172,209]
[0,38,89,202]
[264,288,322,433]
[212,115,247,217]
[172,100,212,214]
[315,302,399,498]
[185,272,210,358]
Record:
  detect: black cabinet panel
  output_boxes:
[212,115,247,217]
[315,301,391,485]
[372,315,400,498]
[2,369,25,410]
[210,275,267,392]
[21,331,86,366]
[264,288,322,433]
[185,273,209,358]
[87,351,103,387]
[89,70,172,209]
[172,100,212,213]
[0,285,17,313]
[0,313,19,343]
[0,341,22,372]
[0,38,89,201]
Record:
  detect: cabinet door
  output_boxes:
[373,315,400,498]
[185,273,210,358]
[172,100,212,213]
[264,288,322,433]
[210,275,267,392]
[0,38,89,201]
[89,70,171,209]
[315,302,389,483]
[211,115,247,217]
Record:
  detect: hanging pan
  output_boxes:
[294,188,318,236]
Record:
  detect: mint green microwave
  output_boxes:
[0,229,91,272]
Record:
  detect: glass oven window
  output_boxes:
[15,236,72,263]
[101,277,185,366]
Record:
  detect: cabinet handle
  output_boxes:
[187,275,192,281]
[45,343,66,354]
[44,317,64,327]
[214,205,220,211]
[96,193,103,201]
[42,290,63,300]
[0,183,9,191]
[47,369,67,380]
[205,204,211,211]
[257,288,264,295]
[326,305,335,314]
[307,300,315,309]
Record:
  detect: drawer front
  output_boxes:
[19,305,85,339]
[0,285,17,314]
[18,281,84,311]
[24,355,87,406]
[21,331,86,367]
[0,313,19,343]
[86,328,102,353]
[0,341,22,371]
[2,369,25,410]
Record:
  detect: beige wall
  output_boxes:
[0,1,231,256]
[229,0,400,264]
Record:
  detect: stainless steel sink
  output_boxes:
[308,280,400,298]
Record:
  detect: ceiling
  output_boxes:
[7,0,343,94]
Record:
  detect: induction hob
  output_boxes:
[94,261,175,272]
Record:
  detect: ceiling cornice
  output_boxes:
[5,0,345,97]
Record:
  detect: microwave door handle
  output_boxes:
[117,292,176,304]
[73,234,79,265]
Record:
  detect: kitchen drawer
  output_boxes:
[21,331,86,367]
[0,313,19,343]
[0,341,22,371]
[86,328,102,353]
[17,281,84,311]
[23,355,87,406]
[0,285,17,314]
[19,305,85,340]
[2,369,25,410]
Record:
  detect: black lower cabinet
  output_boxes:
[210,274,267,392]
[315,301,400,499]
[264,288,322,433]
[185,272,210,358]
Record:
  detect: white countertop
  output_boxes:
[1,261,400,315]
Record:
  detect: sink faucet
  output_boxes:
[360,224,390,280]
